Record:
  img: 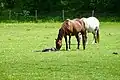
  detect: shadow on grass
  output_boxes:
[33,48,79,53]
[60,48,82,51]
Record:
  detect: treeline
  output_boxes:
[0,0,120,22]
[0,0,120,13]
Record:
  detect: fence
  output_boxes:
[0,9,120,22]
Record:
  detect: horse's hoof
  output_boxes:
[92,42,97,44]
[66,49,70,51]
[68,49,71,51]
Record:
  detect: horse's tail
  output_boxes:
[97,29,100,43]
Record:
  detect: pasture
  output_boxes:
[0,22,120,80]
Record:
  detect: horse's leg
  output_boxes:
[85,31,88,44]
[92,32,97,44]
[82,31,87,50]
[78,33,82,40]
[92,32,95,44]
[93,27,99,44]
[85,32,87,44]
[69,35,71,49]
[75,33,80,49]
[97,29,100,43]
[64,35,68,50]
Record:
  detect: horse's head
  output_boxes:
[55,39,62,50]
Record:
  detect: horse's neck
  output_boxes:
[57,28,64,40]
[57,34,63,40]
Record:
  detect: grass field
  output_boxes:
[0,22,120,80]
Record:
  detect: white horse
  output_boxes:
[80,17,100,44]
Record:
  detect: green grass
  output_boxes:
[0,22,120,80]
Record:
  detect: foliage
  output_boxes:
[0,0,120,22]
[1,0,120,14]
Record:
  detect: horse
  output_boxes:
[55,19,87,51]
[80,17,100,44]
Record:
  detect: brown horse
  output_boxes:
[55,19,87,51]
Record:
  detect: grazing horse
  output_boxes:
[80,17,100,44]
[55,19,87,51]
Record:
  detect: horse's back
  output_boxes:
[70,19,85,33]
[83,17,99,32]
[62,19,85,35]
[87,17,100,28]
